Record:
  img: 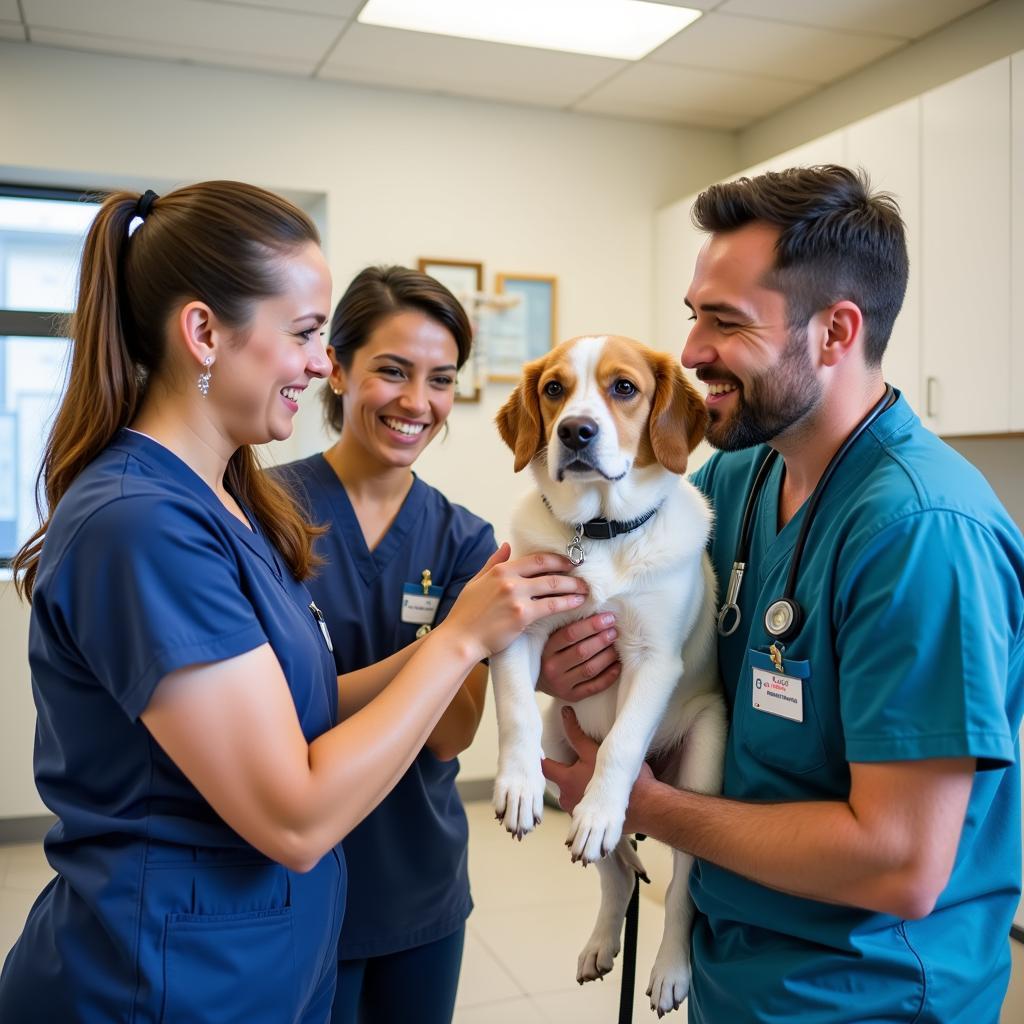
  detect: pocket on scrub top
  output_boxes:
[737,651,827,775]
[160,906,297,1024]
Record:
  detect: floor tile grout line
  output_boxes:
[462,921,532,1001]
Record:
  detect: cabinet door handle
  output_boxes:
[926,376,938,418]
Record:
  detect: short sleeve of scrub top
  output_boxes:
[834,508,1020,769]
[53,491,268,722]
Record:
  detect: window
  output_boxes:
[0,186,101,567]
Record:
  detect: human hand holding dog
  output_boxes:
[536,615,621,702]
[543,707,656,837]
[441,543,587,662]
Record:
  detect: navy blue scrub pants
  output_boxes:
[0,842,346,1023]
[331,925,465,1024]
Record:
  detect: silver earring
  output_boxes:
[197,356,213,397]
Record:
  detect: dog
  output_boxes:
[490,334,727,1016]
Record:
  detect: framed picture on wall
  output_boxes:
[489,274,557,382]
[417,257,484,402]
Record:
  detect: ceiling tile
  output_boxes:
[201,0,363,15]
[575,61,815,128]
[30,26,320,75]
[718,0,990,40]
[0,20,27,41]
[648,11,905,83]
[319,23,626,108]
[23,0,346,65]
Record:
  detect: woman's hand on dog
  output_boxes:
[536,614,621,702]
[543,707,655,836]
[441,543,588,662]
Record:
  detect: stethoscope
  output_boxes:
[716,384,897,643]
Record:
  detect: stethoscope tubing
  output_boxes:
[716,383,898,641]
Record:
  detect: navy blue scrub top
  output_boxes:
[4,430,344,1022]
[688,394,1024,1024]
[29,429,340,857]
[275,454,496,959]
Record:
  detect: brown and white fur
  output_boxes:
[491,335,726,1015]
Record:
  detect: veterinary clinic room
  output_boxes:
[2,0,1024,1021]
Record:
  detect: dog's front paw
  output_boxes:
[493,764,544,839]
[566,793,624,864]
[646,948,690,1018]
[576,926,620,984]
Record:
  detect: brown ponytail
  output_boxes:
[13,181,325,599]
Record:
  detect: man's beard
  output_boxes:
[704,327,822,452]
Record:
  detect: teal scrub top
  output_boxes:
[688,394,1024,1024]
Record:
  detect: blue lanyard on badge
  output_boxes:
[402,569,442,637]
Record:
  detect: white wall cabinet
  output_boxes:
[846,99,922,413]
[656,53,1022,439]
[921,59,1012,436]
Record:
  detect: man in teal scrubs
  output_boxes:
[544,165,1024,1022]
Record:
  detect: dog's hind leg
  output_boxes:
[576,835,646,984]
[647,693,727,1017]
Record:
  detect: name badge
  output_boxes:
[751,666,803,722]
[401,582,442,625]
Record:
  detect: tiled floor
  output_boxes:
[2,804,1022,1023]
[456,799,678,1023]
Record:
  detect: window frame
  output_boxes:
[0,182,101,569]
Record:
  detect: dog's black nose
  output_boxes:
[558,416,599,450]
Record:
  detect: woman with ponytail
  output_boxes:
[0,182,587,1023]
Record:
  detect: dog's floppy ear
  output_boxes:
[495,358,546,472]
[647,353,708,474]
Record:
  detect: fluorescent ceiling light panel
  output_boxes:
[357,0,702,61]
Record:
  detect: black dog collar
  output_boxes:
[541,495,661,565]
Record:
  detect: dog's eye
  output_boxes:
[613,379,637,397]
[543,380,563,398]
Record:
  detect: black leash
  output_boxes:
[618,833,646,1024]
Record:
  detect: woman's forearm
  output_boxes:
[336,637,425,718]
[425,662,489,761]
[292,625,480,862]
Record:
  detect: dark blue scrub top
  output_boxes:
[29,430,340,865]
[688,394,1024,1024]
[275,454,496,958]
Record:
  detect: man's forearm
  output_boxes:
[630,778,937,919]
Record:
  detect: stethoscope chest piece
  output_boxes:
[764,597,802,642]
